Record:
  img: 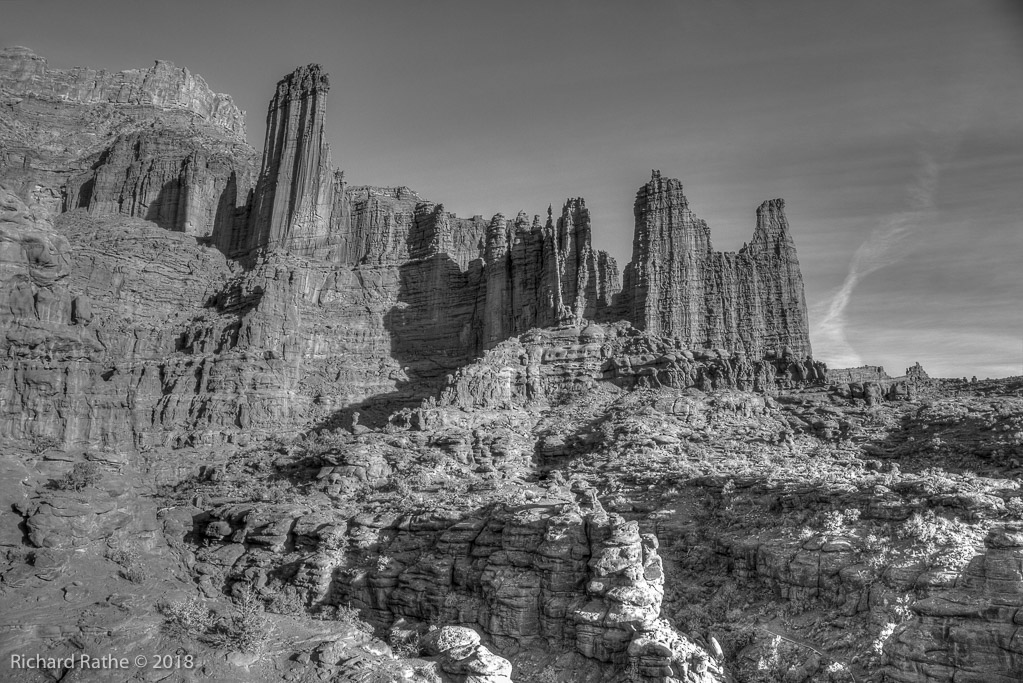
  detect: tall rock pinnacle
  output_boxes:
[248,64,335,255]
[619,172,811,358]
[477,199,621,348]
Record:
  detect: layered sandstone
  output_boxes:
[479,202,621,348]
[0,53,814,452]
[196,487,715,681]
[618,171,812,359]
[885,526,1023,682]
[0,46,256,254]
[0,46,246,137]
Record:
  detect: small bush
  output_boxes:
[861,533,893,572]
[820,511,846,534]
[321,603,373,634]
[120,566,148,584]
[265,586,306,615]
[388,628,421,658]
[229,587,273,654]
[872,621,897,655]
[163,596,215,636]
[56,462,103,491]
[106,539,142,568]
[31,435,63,454]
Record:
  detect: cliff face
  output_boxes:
[619,172,812,359]
[0,53,811,450]
[0,46,246,137]
[478,201,621,348]
[0,46,256,254]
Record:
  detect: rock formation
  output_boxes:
[0,46,246,136]
[248,64,336,256]
[618,171,812,359]
[3,45,1021,683]
[0,46,255,253]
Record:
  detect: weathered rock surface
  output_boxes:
[0,46,246,137]
[618,171,812,360]
[248,64,335,257]
[0,46,256,255]
[886,526,1023,682]
[437,322,824,414]
[197,492,711,681]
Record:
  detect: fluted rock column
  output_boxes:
[248,64,334,256]
[619,171,811,359]
[740,198,811,358]
[620,171,712,342]
[482,214,511,346]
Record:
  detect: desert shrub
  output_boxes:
[820,511,845,534]
[672,603,713,634]
[871,621,897,656]
[896,511,977,569]
[861,533,894,572]
[319,603,373,633]
[119,566,146,583]
[932,537,977,569]
[349,526,380,550]
[259,479,297,504]
[388,628,421,658]
[163,596,215,636]
[720,626,758,659]
[818,508,860,534]
[56,462,103,491]
[106,539,142,568]
[534,668,559,683]
[31,435,63,454]
[265,585,306,615]
[229,586,274,653]
[898,512,938,543]
[164,588,273,654]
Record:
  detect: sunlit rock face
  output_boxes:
[618,171,812,360]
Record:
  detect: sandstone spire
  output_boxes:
[248,64,335,255]
[619,172,811,358]
[475,199,621,348]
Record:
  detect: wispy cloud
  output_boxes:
[812,136,960,368]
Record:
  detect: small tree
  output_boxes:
[57,462,103,491]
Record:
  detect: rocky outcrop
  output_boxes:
[886,525,1023,683]
[0,46,246,137]
[64,130,253,250]
[437,322,824,413]
[197,490,714,681]
[0,46,256,255]
[618,171,811,360]
[829,365,891,384]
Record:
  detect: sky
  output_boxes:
[4,0,1022,378]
